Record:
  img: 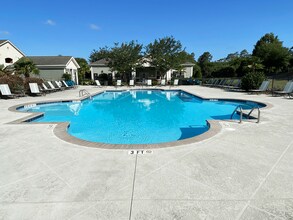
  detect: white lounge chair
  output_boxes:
[95,80,102,88]
[29,83,43,96]
[116,80,122,87]
[0,84,16,98]
[160,79,166,86]
[42,83,55,92]
[129,80,134,86]
[147,79,152,86]
[47,81,61,91]
[173,79,179,86]
[54,81,65,90]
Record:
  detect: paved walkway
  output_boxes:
[0,85,293,219]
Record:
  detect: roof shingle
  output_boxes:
[27,56,72,66]
[90,58,110,66]
[0,40,8,45]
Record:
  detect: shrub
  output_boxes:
[62,73,72,81]
[24,77,44,93]
[80,79,95,85]
[0,75,24,94]
[98,73,112,85]
[98,73,109,81]
[193,70,202,79]
[212,66,236,78]
[241,72,266,91]
[152,79,158,86]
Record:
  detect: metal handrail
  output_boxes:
[247,106,260,123]
[231,105,243,123]
[79,89,91,98]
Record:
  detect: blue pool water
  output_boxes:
[19,90,263,144]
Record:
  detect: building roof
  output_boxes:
[0,40,25,56]
[181,62,195,67]
[90,58,110,66]
[0,40,8,45]
[27,56,73,66]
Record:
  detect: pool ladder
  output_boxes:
[79,89,92,99]
[231,105,260,123]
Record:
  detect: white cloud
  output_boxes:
[0,31,10,35]
[89,24,100,31]
[46,19,56,26]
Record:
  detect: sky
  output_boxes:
[1,0,292,61]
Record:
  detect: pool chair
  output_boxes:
[95,80,102,88]
[203,79,211,86]
[213,79,225,87]
[29,83,44,96]
[116,80,122,87]
[273,81,293,96]
[221,79,233,89]
[249,80,270,94]
[147,79,152,86]
[62,80,74,89]
[173,79,179,86]
[42,83,55,92]
[54,81,65,90]
[216,79,228,88]
[209,79,220,87]
[0,84,16,98]
[57,81,66,89]
[159,79,166,86]
[225,79,242,91]
[47,81,61,91]
[129,80,135,87]
[204,79,214,86]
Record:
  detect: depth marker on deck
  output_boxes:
[128,150,153,155]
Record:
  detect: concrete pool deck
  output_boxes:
[0,85,293,219]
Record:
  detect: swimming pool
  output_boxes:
[18,90,264,144]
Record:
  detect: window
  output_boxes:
[5,58,13,63]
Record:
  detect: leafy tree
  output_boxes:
[145,36,184,78]
[240,49,249,58]
[211,64,236,77]
[247,58,264,73]
[198,52,213,77]
[175,51,196,65]
[109,41,143,80]
[75,58,90,82]
[174,51,196,74]
[89,46,111,63]
[90,41,143,81]
[252,33,290,73]
[193,63,202,79]
[289,47,293,71]
[225,52,239,62]
[14,57,39,77]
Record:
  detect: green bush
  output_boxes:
[80,79,95,85]
[152,79,158,86]
[193,70,202,79]
[62,73,72,81]
[0,75,24,94]
[241,72,266,91]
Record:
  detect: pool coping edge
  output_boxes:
[6,87,273,149]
